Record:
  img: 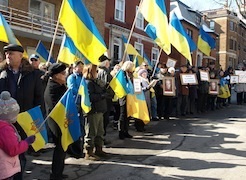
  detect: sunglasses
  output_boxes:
[143,64,148,66]
[30,58,38,62]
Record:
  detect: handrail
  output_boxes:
[0,4,64,37]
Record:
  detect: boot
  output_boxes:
[84,148,100,161]
[119,131,125,140]
[95,146,109,158]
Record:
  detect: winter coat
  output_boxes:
[44,79,67,137]
[0,61,44,139]
[0,120,29,179]
[86,79,107,114]
[139,77,151,116]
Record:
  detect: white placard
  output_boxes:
[166,58,177,68]
[235,70,246,83]
[230,75,239,84]
[180,74,198,85]
[133,78,142,93]
[199,70,210,81]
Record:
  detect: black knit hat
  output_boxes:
[48,63,66,77]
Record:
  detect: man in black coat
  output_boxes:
[0,44,44,180]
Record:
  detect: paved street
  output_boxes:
[24,98,246,180]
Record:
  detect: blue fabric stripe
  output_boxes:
[28,106,48,142]
[67,0,106,46]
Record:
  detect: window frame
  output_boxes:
[114,0,125,22]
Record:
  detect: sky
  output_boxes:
[179,0,237,11]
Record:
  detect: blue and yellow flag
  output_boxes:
[59,0,107,65]
[122,35,141,56]
[36,40,55,63]
[109,69,131,98]
[49,89,82,151]
[143,52,153,70]
[0,13,28,58]
[58,34,84,65]
[78,77,91,113]
[141,0,171,55]
[198,27,216,56]
[17,106,48,152]
[169,12,196,65]
[126,81,150,124]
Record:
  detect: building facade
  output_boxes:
[203,8,246,70]
[0,0,106,61]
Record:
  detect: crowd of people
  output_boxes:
[0,44,246,180]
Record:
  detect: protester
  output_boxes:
[0,91,35,180]
[118,61,134,139]
[44,63,68,180]
[0,44,43,179]
[83,64,109,160]
[29,54,41,70]
[66,60,84,158]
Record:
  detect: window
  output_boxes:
[210,21,215,30]
[186,28,193,39]
[134,42,143,56]
[229,39,233,50]
[115,0,125,22]
[197,53,202,67]
[229,21,237,32]
[113,37,122,62]
[136,6,144,30]
[151,47,159,65]
[29,0,55,20]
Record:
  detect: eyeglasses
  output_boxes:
[30,58,38,62]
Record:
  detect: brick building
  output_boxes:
[0,0,106,60]
[203,8,246,70]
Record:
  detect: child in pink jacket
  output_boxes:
[0,91,35,180]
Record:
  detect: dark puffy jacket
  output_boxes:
[86,79,107,114]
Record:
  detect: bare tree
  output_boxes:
[213,0,246,19]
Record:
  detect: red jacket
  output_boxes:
[0,120,29,179]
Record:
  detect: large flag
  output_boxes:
[49,89,82,151]
[58,34,84,65]
[126,81,150,124]
[109,69,131,98]
[17,106,48,152]
[169,12,196,65]
[78,77,91,113]
[0,13,28,58]
[197,27,216,56]
[141,0,171,55]
[59,0,107,65]
[36,40,55,63]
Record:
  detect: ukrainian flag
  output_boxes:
[143,52,153,70]
[58,34,84,65]
[169,12,195,64]
[122,35,141,56]
[0,13,28,58]
[78,77,91,113]
[59,0,107,65]
[133,55,144,68]
[17,106,48,152]
[109,69,130,98]
[141,0,171,55]
[49,89,82,151]
[126,81,150,124]
[36,40,55,63]
[198,27,216,56]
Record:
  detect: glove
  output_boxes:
[25,135,36,145]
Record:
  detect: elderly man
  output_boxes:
[29,54,40,69]
[0,44,43,180]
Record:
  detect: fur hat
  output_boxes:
[47,63,66,77]
[0,91,20,123]
[138,68,148,77]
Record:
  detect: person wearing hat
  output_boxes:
[0,91,35,180]
[0,44,43,178]
[29,54,40,70]
[66,60,84,158]
[97,55,114,145]
[43,63,68,180]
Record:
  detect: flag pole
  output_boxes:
[48,19,60,63]
[151,49,162,78]
[122,0,143,63]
